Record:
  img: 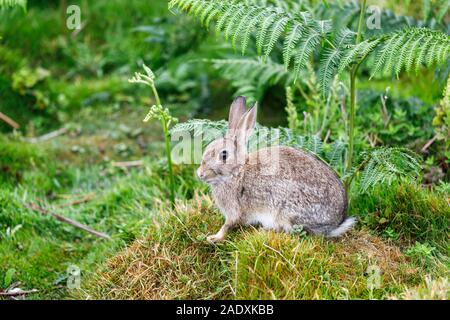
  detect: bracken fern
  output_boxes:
[0,0,26,9]
[169,0,450,97]
[358,147,421,193]
[208,58,293,103]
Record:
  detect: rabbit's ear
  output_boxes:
[228,96,247,136]
[235,103,257,150]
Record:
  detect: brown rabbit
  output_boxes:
[197,96,355,243]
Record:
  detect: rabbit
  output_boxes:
[197,96,356,243]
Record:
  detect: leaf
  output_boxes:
[4,268,16,288]
[283,23,304,69]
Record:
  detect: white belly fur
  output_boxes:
[245,211,278,230]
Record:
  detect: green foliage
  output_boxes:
[351,182,449,251]
[0,0,26,10]
[370,28,450,78]
[0,135,46,183]
[3,268,16,288]
[318,28,355,98]
[209,58,292,103]
[356,147,422,193]
[169,0,450,97]
[285,86,300,133]
[0,0,448,300]
[133,15,207,66]
[400,276,449,300]
[318,0,449,34]
[357,89,436,147]
[12,67,53,110]
[433,76,450,151]
[405,242,437,261]
[129,64,178,207]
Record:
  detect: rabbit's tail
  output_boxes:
[326,216,357,238]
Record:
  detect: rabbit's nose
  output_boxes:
[197,168,204,180]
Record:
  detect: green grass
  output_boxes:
[351,183,450,253]
[0,128,202,299]
[75,190,448,300]
[0,0,448,300]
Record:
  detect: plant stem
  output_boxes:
[150,83,162,107]
[162,118,176,208]
[151,81,175,208]
[355,0,367,44]
[345,0,367,190]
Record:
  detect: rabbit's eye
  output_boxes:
[219,150,228,162]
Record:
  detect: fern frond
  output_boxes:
[204,5,222,27]
[208,58,292,102]
[224,6,248,41]
[371,28,450,78]
[198,2,216,27]
[240,9,267,55]
[417,37,436,73]
[437,0,450,23]
[215,4,236,36]
[170,0,326,83]
[181,0,196,12]
[326,140,346,169]
[404,34,426,72]
[0,0,26,9]
[296,11,313,26]
[293,29,322,82]
[191,0,206,18]
[264,16,289,59]
[283,23,304,69]
[318,28,355,97]
[358,147,421,193]
[338,38,381,73]
[256,10,279,55]
[232,6,260,49]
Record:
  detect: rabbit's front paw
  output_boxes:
[207,233,225,243]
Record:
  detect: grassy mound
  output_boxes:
[352,183,450,252]
[77,193,447,300]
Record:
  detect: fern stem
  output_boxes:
[347,71,357,172]
[150,83,162,107]
[345,0,367,190]
[355,0,367,44]
[162,118,176,209]
[153,80,175,208]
